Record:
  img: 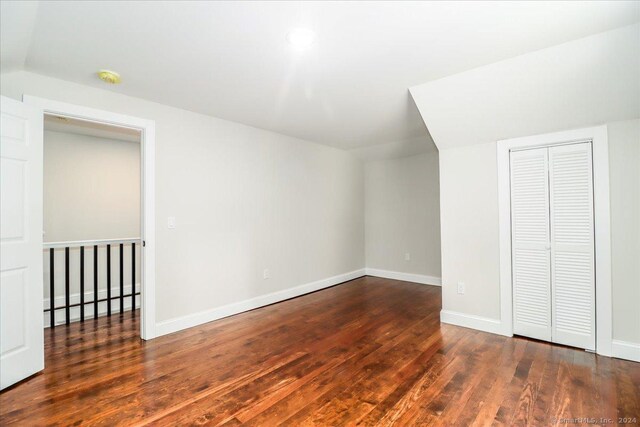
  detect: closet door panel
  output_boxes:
[510,148,551,341]
[549,142,595,351]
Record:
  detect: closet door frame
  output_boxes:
[497,126,611,356]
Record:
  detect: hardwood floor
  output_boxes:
[1,276,638,426]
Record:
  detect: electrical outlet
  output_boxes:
[405,252,411,261]
[167,216,176,229]
[263,269,270,279]
[457,282,465,294]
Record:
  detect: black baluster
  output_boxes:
[131,242,136,314]
[65,247,70,325]
[93,245,98,319]
[49,248,55,328]
[80,246,85,322]
[107,244,111,316]
[119,243,124,314]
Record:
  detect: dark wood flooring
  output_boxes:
[1,276,638,426]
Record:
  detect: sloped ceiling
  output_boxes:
[410,24,640,151]
[2,1,639,158]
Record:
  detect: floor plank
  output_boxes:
[1,276,638,426]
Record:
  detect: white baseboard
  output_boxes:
[365,268,441,286]
[44,284,140,327]
[440,311,638,361]
[612,339,640,363]
[155,269,366,337]
[440,309,509,336]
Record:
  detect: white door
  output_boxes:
[549,143,595,351]
[510,142,596,351]
[0,96,44,389]
[510,147,552,342]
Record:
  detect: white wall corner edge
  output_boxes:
[154,269,366,337]
[365,268,441,286]
[611,340,640,363]
[440,310,511,337]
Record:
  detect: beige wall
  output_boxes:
[439,142,501,319]
[608,118,640,344]
[438,119,640,345]
[2,71,365,324]
[44,130,140,242]
[365,152,441,278]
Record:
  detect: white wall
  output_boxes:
[44,130,140,242]
[438,143,501,319]
[365,152,441,280]
[1,71,365,328]
[608,119,640,344]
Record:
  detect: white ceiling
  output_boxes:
[2,1,639,153]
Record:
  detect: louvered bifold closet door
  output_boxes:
[510,148,552,342]
[549,142,595,351]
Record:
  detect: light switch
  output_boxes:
[167,216,176,229]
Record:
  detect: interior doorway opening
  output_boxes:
[42,115,143,333]
[0,95,155,390]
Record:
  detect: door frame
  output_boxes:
[497,125,611,356]
[24,95,157,340]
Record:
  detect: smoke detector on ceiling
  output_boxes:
[97,69,121,84]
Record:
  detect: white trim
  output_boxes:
[155,269,366,337]
[497,125,612,356]
[44,283,141,327]
[365,268,441,286]
[440,310,508,336]
[611,340,640,363]
[23,96,157,340]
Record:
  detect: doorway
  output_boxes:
[0,96,155,390]
[42,114,142,330]
[24,96,157,341]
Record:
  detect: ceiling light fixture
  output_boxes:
[97,69,121,84]
[286,28,316,50]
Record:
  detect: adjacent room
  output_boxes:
[42,115,142,328]
[0,1,638,425]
